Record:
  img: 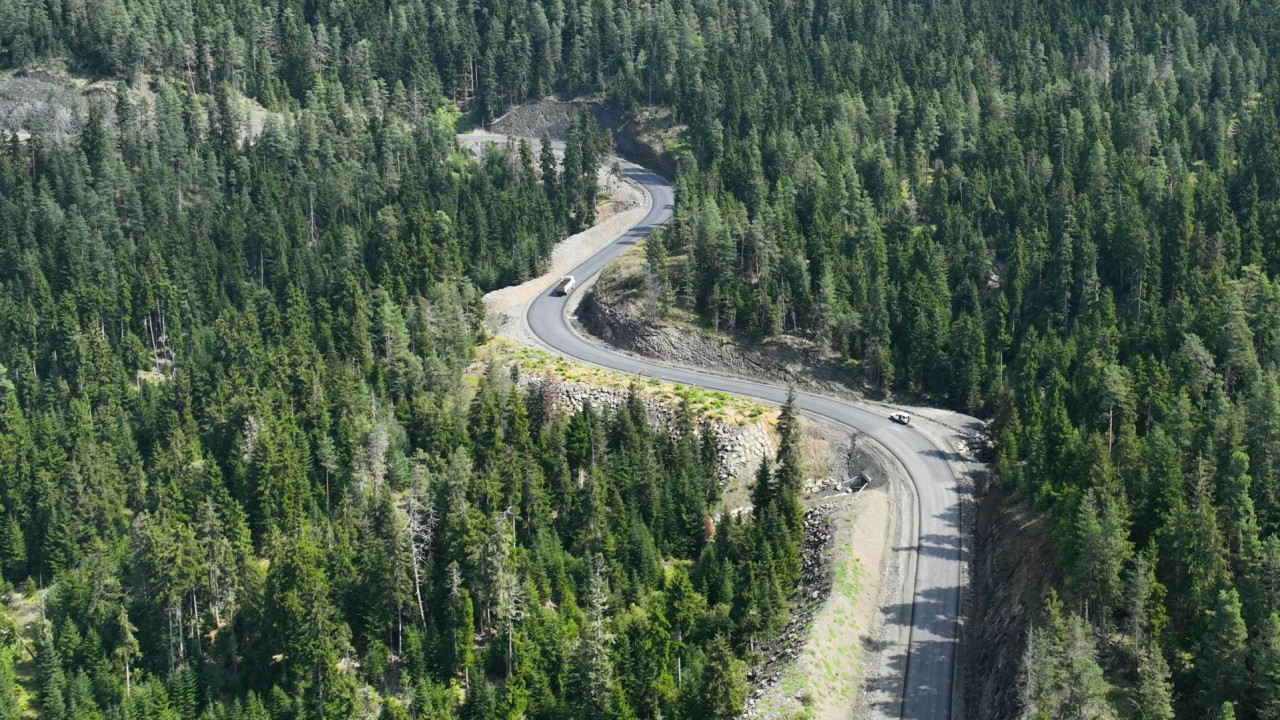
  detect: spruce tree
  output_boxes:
[1251,613,1280,720]
[692,635,748,720]
[0,648,20,720]
[1072,489,1131,628]
[1133,643,1175,720]
[35,624,65,720]
[772,390,804,557]
[1198,586,1249,712]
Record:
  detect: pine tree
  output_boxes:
[772,390,804,549]
[1251,613,1280,720]
[169,665,198,720]
[1133,643,1175,720]
[380,698,412,720]
[1198,586,1249,712]
[266,534,346,701]
[1072,489,1132,628]
[568,558,619,718]
[461,678,496,720]
[113,606,139,697]
[0,515,24,583]
[446,564,475,688]
[1024,594,1115,720]
[750,458,773,514]
[0,648,20,720]
[1124,547,1168,646]
[691,635,747,719]
[35,623,65,720]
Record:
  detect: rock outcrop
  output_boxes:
[960,484,1062,719]
[517,374,773,485]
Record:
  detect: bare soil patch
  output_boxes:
[0,62,278,141]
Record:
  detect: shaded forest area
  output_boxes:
[4,0,1280,716]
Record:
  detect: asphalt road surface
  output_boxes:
[510,140,962,720]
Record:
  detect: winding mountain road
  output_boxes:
[489,134,962,719]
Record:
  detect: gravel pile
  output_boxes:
[489,97,586,140]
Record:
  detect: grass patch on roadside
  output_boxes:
[470,337,774,428]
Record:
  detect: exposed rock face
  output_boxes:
[579,289,864,394]
[961,484,1062,720]
[517,374,772,485]
[489,96,680,178]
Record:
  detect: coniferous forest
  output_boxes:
[2,0,1280,716]
[0,0,814,714]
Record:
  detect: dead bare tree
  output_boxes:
[406,482,436,625]
[492,509,525,678]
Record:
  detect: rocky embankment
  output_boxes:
[490,97,682,179]
[961,484,1062,719]
[742,500,842,714]
[517,375,773,486]
[579,291,863,394]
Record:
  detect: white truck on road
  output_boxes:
[553,275,576,295]
[889,412,912,426]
